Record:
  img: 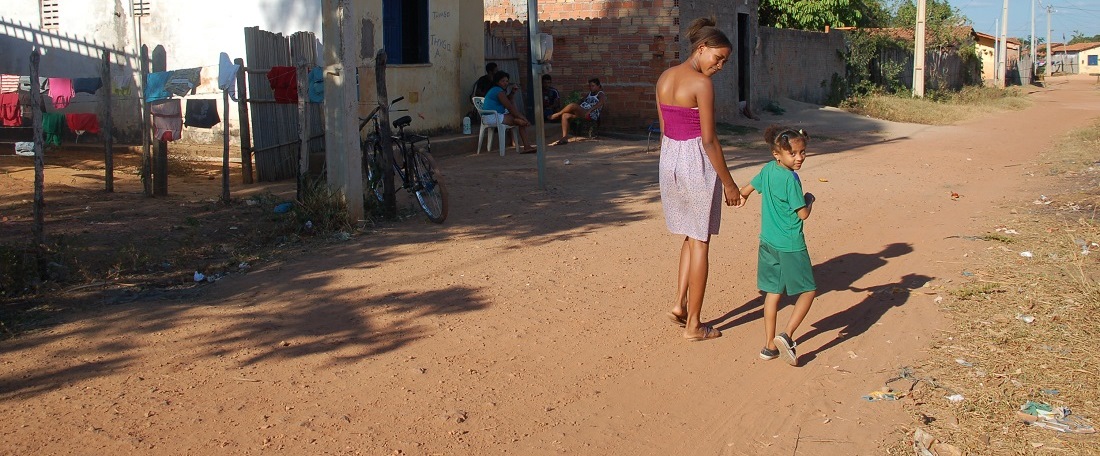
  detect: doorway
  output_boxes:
[737,13,750,103]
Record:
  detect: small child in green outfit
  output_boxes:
[739,126,817,366]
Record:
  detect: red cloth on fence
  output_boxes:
[65,113,100,134]
[266,66,297,104]
[1,92,22,127]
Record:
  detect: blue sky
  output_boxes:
[953,0,1100,43]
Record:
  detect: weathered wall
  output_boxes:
[356,0,484,133]
[755,27,846,106]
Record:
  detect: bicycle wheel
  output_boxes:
[411,149,448,223]
[362,140,385,203]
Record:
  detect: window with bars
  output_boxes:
[40,0,59,31]
[132,0,150,17]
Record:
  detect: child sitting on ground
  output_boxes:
[739,126,817,366]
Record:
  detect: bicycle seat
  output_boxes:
[393,116,412,129]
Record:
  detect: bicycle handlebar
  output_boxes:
[359,96,407,130]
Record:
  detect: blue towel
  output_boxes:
[307,66,324,103]
[145,71,172,102]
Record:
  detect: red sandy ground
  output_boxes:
[1,75,1098,455]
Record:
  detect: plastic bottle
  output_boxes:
[462,116,471,135]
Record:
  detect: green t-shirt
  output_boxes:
[750,160,807,252]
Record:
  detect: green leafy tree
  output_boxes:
[759,0,889,30]
[1068,31,1100,45]
[891,0,969,48]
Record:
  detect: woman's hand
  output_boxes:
[723,185,743,207]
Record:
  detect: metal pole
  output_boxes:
[1030,0,1036,76]
[997,0,1009,88]
[913,0,926,97]
[1045,6,1052,78]
[528,0,546,189]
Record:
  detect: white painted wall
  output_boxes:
[357,0,485,132]
[2,0,483,143]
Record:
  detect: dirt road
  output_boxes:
[3,75,1098,455]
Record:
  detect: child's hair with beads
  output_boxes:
[764,125,810,152]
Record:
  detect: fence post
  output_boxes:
[234,57,254,184]
[140,44,152,196]
[30,50,45,249]
[375,50,396,218]
[152,45,168,196]
[102,50,114,192]
[296,59,309,201]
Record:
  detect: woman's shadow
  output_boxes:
[711,243,918,343]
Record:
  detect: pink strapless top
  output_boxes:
[659,104,700,140]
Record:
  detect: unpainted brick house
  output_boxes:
[484,0,763,130]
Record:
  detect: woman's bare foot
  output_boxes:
[551,137,569,146]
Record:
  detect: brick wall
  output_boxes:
[754,27,846,106]
[488,7,677,130]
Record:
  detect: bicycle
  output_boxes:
[360,97,449,223]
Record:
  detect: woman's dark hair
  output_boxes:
[492,71,510,85]
[686,17,732,50]
[588,77,601,87]
[764,125,810,152]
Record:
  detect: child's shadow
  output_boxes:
[711,243,915,333]
[798,272,932,364]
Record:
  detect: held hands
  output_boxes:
[723,185,745,208]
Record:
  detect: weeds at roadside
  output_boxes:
[898,120,1100,455]
[842,86,1030,125]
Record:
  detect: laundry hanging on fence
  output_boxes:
[72,77,103,95]
[0,74,18,94]
[307,66,324,103]
[184,99,220,128]
[65,113,100,135]
[150,99,182,142]
[1,92,22,127]
[218,52,239,101]
[41,112,65,146]
[164,68,201,97]
[112,71,132,97]
[19,76,49,93]
[267,66,297,104]
[47,78,74,109]
[145,71,173,102]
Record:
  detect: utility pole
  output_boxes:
[1046,5,1053,77]
[1030,0,1036,79]
[997,0,1009,88]
[913,0,926,97]
[527,0,547,189]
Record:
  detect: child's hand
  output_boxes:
[804,192,816,205]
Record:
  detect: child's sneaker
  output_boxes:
[759,347,779,360]
[774,332,798,366]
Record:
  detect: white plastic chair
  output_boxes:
[472,96,519,156]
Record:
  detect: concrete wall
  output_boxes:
[356,0,484,133]
[755,27,846,106]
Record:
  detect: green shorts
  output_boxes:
[757,241,816,295]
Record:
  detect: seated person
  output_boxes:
[473,62,498,98]
[548,78,605,145]
[541,74,560,120]
[482,71,536,154]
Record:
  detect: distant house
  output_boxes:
[972,31,1021,84]
[1050,42,1100,74]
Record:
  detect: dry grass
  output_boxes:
[842,86,1031,125]
[894,120,1100,454]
